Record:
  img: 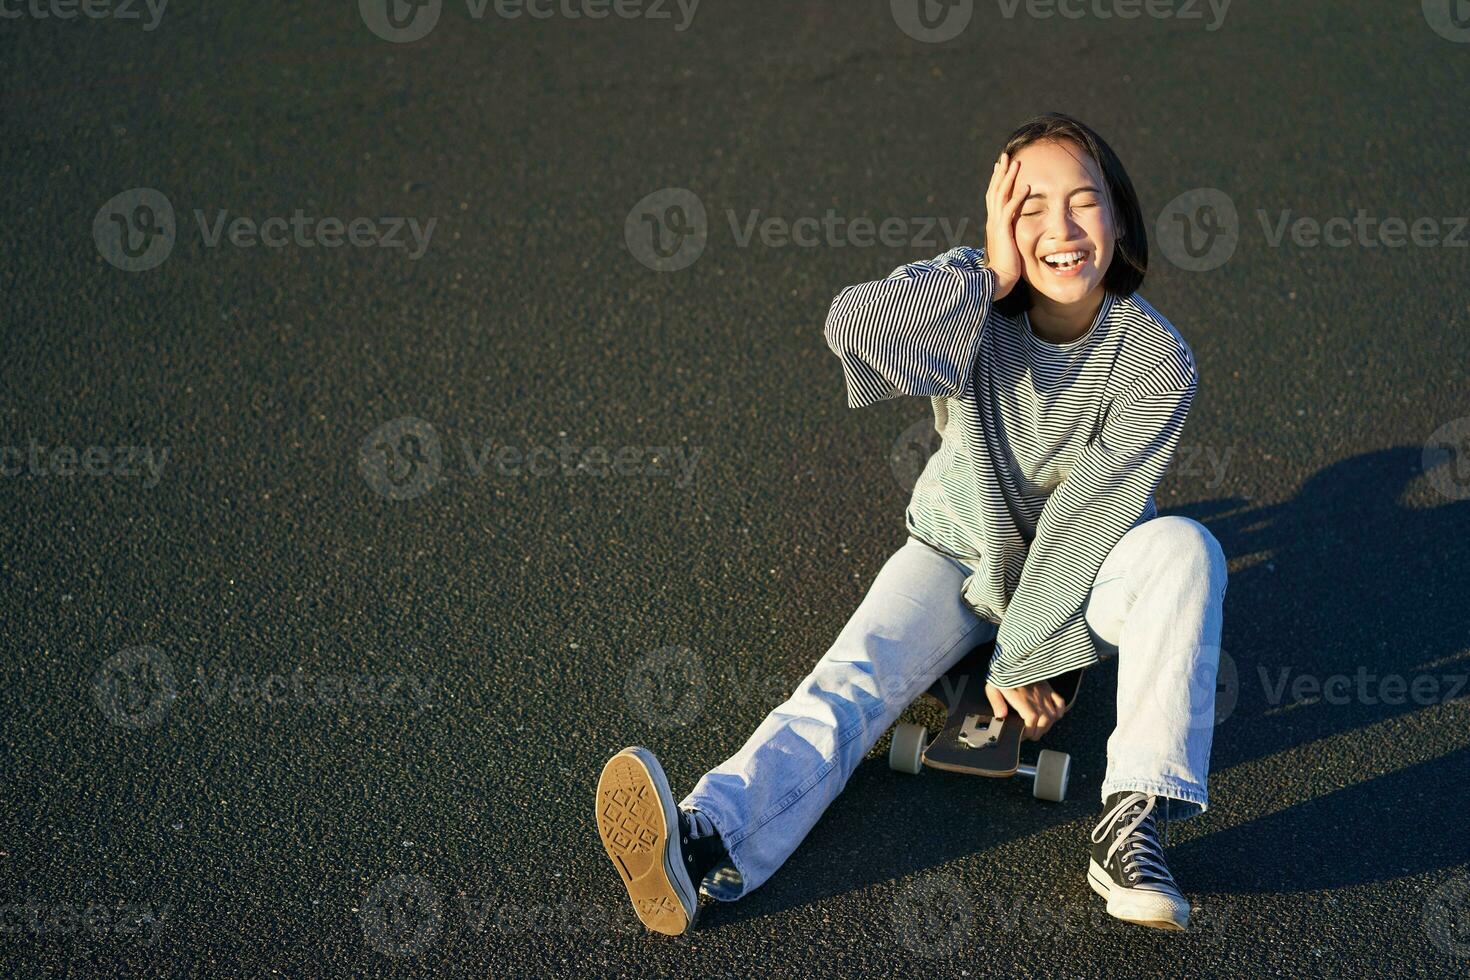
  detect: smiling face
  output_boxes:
[1012,138,1119,309]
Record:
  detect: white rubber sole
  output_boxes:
[595,747,699,936]
[1087,858,1190,931]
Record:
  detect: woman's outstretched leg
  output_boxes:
[595,536,994,934]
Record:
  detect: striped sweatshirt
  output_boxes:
[823,245,1198,688]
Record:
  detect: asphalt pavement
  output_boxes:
[2,0,1469,975]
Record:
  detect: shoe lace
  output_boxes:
[1090,792,1176,887]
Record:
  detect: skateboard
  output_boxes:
[888,639,1083,802]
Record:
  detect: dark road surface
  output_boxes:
[3,1,1469,975]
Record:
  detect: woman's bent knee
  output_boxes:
[1142,516,1228,593]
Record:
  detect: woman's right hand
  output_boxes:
[985,678,1068,742]
[984,152,1030,301]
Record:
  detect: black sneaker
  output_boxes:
[1087,791,1191,930]
[595,746,727,936]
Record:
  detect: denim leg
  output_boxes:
[1083,516,1229,820]
[683,536,995,900]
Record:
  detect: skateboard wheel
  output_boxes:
[1032,749,1070,802]
[889,723,927,775]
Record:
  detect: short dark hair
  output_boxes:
[991,113,1147,317]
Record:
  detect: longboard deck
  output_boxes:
[918,641,1082,777]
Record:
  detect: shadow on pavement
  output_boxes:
[701,445,1470,926]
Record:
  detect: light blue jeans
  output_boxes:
[682,516,1228,900]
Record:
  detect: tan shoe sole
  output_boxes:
[595,747,697,936]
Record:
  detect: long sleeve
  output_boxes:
[823,245,995,409]
[986,351,1199,688]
